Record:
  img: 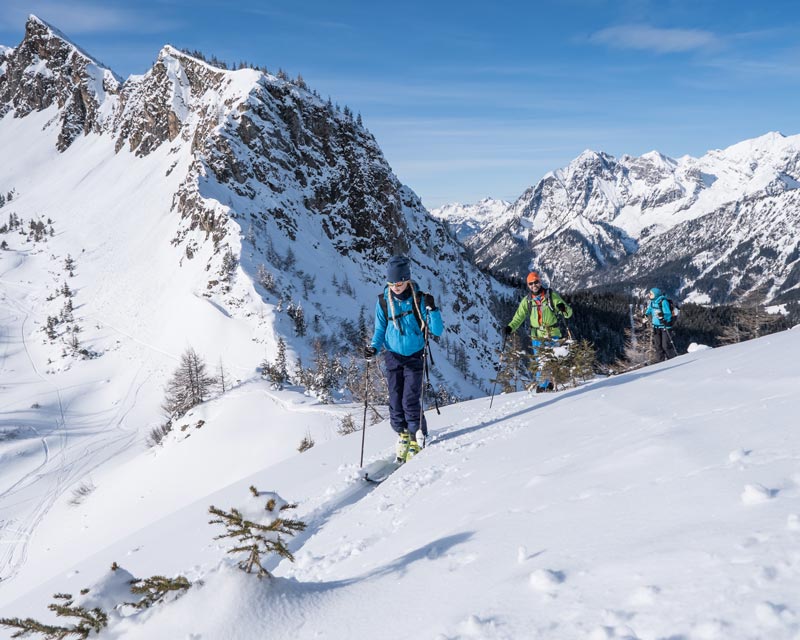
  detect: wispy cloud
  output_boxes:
[0,1,179,34]
[589,24,722,54]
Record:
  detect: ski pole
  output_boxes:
[489,332,508,408]
[418,323,440,446]
[665,327,679,358]
[359,359,370,467]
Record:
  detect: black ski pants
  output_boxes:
[652,328,674,362]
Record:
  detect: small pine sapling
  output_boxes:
[209,486,306,579]
[128,575,192,609]
[0,592,108,639]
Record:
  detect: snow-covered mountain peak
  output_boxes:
[429,197,512,243]
[460,131,800,304]
[23,14,120,83]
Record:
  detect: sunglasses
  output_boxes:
[387,280,409,287]
[527,281,541,287]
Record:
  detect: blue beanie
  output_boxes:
[386,256,411,282]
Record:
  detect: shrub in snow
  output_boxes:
[209,486,306,579]
[337,413,358,435]
[297,432,315,452]
[146,423,172,448]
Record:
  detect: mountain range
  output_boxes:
[432,135,800,305]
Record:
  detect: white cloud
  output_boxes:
[589,24,721,54]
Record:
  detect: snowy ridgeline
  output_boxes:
[431,133,800,305]
[1,328,799,639]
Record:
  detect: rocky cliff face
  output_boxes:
[460,137,800,304]
[0,16,508,394]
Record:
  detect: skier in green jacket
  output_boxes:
[504,271,573,392]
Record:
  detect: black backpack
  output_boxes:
[378,289,426,334]
[661,298,679,326]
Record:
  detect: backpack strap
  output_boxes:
[378,290,425,332]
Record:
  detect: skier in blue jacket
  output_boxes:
[365,256,443,462]
[644,287,674,362]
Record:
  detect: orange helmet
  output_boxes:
[526,271,541,284]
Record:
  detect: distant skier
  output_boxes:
[644,287,675,362]
[365,256,443,462]
[504,271,573,393]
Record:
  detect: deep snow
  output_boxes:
[2,327,799,639]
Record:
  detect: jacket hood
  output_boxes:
[650,287,663,298]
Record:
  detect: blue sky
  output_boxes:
[2,1,799,209]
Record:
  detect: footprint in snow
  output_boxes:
[755,601,797,629]
[457,614,504,638]
[740,483,778,504]
[691,618,730,639]
[528,568,565,592]
[628,584,661,606]
[587,626,639,640]
[728,448,751,463]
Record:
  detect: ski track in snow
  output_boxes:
[0,258,142,587]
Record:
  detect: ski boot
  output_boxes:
[415,428,426,450]
[396,430,411,463]
[405,439,421,461]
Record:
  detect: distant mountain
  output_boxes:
[0,15,509,401]
[429,197,511,243]
[452,136,800,305]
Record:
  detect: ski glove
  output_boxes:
[364,346,377,360]
[556,302,567,313]
[423,293,436,310]
[503,325,513,336]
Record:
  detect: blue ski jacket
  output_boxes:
[370,283,443,356]
[645,288,673,328]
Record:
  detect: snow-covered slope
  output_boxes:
[0,15,511,607]
[462,135,800,305]
[3,328,799,639]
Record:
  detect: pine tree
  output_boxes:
[163,348,216,419]
[45,315,59,340]
[256,264,276,293]
[287,302,306,337]
[216,358,230,394]
[569,339,597,383]
[493,334,526,394]
[261,338,289,388]
[208,486,306,579]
